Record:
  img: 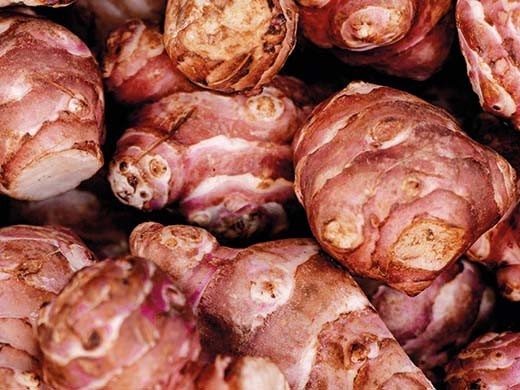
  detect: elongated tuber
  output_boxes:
[457,0,520,130]
[130,222,434,389]
[297,0,454,80]
[163,0,298,92]
[109,77,313,241]
[293,81,517,295]
[0,225,95,389]
[0,0,73,6]
[103,19,198,105]
[367,260,495,383]
[445,332,520,389]
[0,13,105,201]
[37,256,200,389]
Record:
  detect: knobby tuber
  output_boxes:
[130,222,434,389]
[0,225,95,389]
[367,260,495,383]
[457,0,520,130]
[109,77,314,241]
[163,0,298,92]
[0,13,105,201]
[445,332,520,389]
[103,19,198,105]
[37,256,200,389]
[297,0,454,80]
[293,81,517,295]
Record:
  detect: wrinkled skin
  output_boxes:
[103,20,198,105]
[293,81,517,296]
[163,0,298,92]
[367,260,495,383]
[0,225,95,389]
[297,0,454,80]
[0,13,104,201]
[37,257,200,389]
[445,332,520,389]
[130,222,434,389]
[109,76,314,241]
[0,0,73,6]
[457,0,520,130]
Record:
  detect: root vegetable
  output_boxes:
[130,222,434,389]
[0,0,74,6]
[0,225,95,389]
[103,19,198,105]
[163,0,298,92]
[297,0,454,80]
[367,260,495,383]
[293,81,517,295]
[109,77,313,241]
[0,13,104,201]
[37,256,200,390]
[445,332,520,389]
[456,0,520,130]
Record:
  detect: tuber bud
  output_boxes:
[163,0,298,92]
[0,12,105,201]
[130,222,434,389]
[293,81,517,296]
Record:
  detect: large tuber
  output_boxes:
[293,81,517,295]
[457,0,520,130]
[297,0,454,80]
[0,225,95,389]
[163,0,298,92]
[130,222,434,389]
[445,331,520,389]
[109,77,313,241]
[367,260,495,383]
[0,13,104,201]
[37,256,200,389]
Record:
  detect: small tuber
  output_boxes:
[293,81,517,295]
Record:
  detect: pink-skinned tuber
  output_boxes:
[109,76,314,241]
[293,81,517,296]
[37,256,200,389]
[0,12,105,201]
[445,331,520,389]
[366,260,495,383]
[0,225,95,389]
[0,0,74,6]
[163,0,298,92]
[457,0,520,130]
[130,222,434,389]
[103,19,198,105]
[297,0,454,80]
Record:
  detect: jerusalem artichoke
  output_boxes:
[109,77,313,241]
[103,19,198,105]
[457,0,520,130]
[130,222,434,389]
[163,0,298,92]
[367,260,495,383]
[0,12,104,201]
[445,331,520,389]
[293,81,517,295]
[0,225,95,388]
[297,0,454,80]
[37,256,200,389]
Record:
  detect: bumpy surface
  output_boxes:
[103,20,197,105]
[109,77,313,240]
[445,332,520,389]
[0,0,73,6]
[297,0,454,80]
[38,257,200,389]
[457,0,520,130]
[293,81,517,295]
[130,222,434,389]
[0,13,104,201]
[0,225,95,389]
[369,260,494,382]
[163,0,298,92]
